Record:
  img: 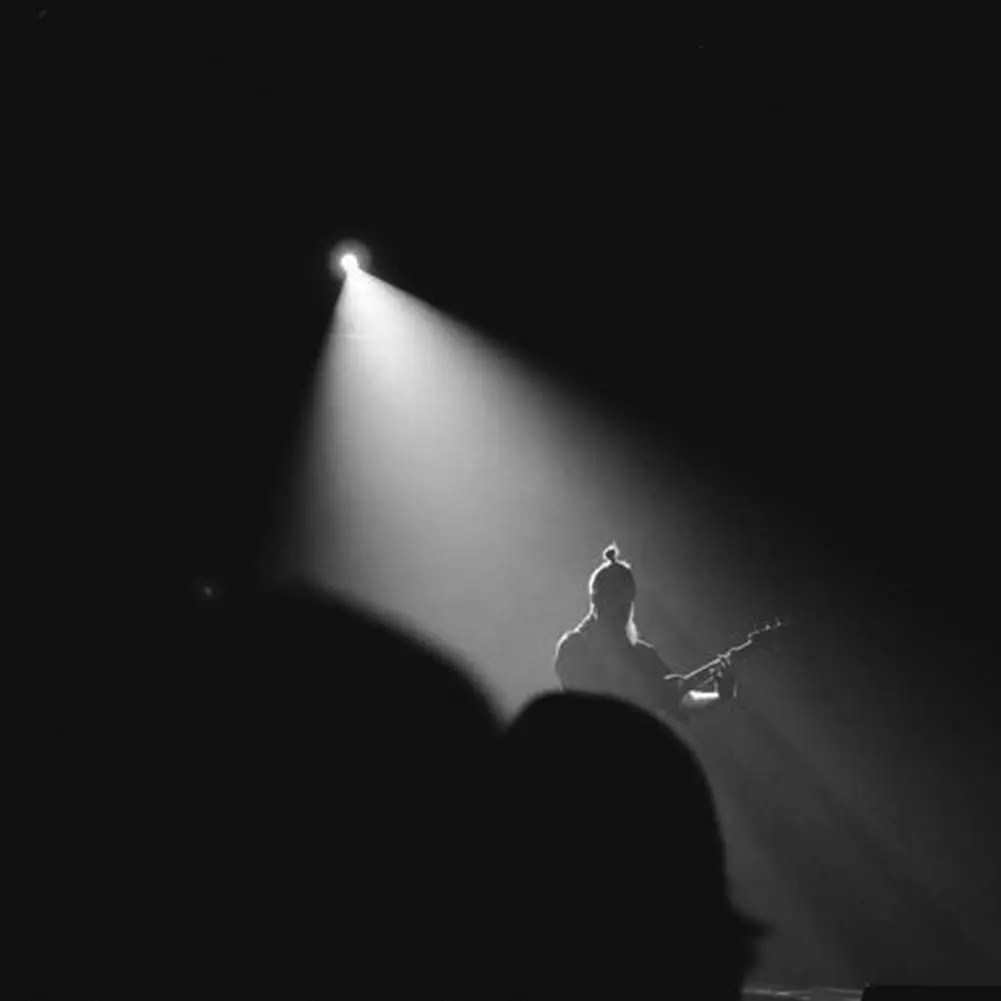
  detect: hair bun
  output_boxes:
[603,545,619,563]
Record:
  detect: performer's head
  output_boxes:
[589,543,638,639]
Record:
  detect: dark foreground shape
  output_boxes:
[861,986,1001,999]
[498,690,767,1000]
[29,583,502,998]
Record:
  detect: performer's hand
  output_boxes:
[716,669,737,701]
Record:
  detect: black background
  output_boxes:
[31,10,996,674]
[26,10,1001,992]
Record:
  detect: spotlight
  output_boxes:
[330,243,369,278]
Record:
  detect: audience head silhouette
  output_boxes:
[500,690,765,999]
[33,581,502,998]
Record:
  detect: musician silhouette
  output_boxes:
[554,543,736,721]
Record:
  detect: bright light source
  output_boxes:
[329,242,370,279]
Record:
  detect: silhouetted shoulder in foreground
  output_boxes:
[30,582,502,999]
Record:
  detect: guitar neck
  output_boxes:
[679,634,756,693]
[668,619,782,695]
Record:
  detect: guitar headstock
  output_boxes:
[715,618,788,668]
[745,617,786,652]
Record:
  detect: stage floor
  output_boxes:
[744,988,862,1000]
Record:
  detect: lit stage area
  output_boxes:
[30,18,999,997]
[272,247,1000,994]
[283,245,779,715]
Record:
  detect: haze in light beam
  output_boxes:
[285,269,770,713]
[278,271,1001,988]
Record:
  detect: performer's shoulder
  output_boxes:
[632,639,667,668]
[632,638,659,656]
[555,625,586,657]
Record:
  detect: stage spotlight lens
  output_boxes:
[340,252,360,273]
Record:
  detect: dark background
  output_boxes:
[30,18,995,716]
[28,9,999,990]
[32,10,997,722]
